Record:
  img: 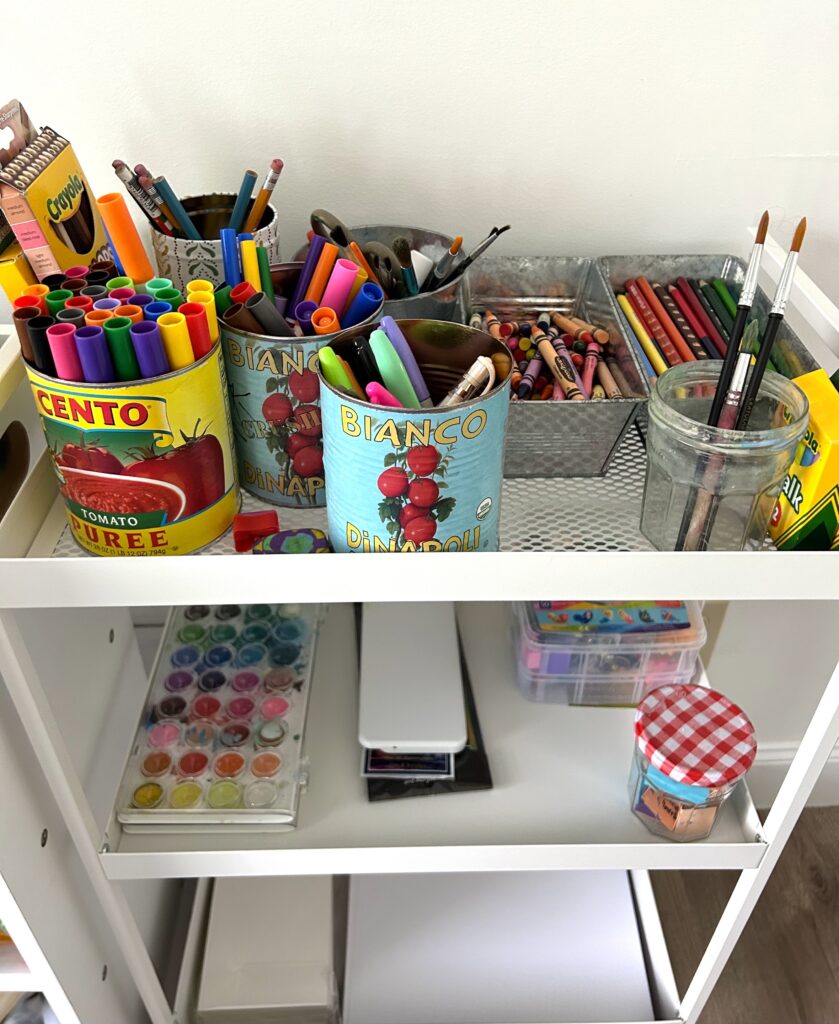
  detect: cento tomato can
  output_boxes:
[319,319,513,552]
[26,342,239,556]
[221,262,383,508]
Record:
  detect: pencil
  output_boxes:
[625,280,682,366]
[712,278,738,319]
[243,159,283,233]
[637,277,695,362]
[153,177,201,241]
[617,293,667,376]
[652,283,708,360]
[228,169,257,234]
[700,280,734,335]
[667,285,721,359]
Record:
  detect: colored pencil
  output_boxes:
[228,169,257,234]
[625,280,681,366]
[637,277,695,362]
[243,159,283,233]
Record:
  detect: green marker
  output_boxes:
[154,287,183,309]
[45,289,72,316]
[318,345,354,394]
[712,278,738,319]
[103,316,140,380]
[369,329,420,408]
[145,277,172,298]
[214,285,233,315]
[256,246,275,304]
[106,275,134,293]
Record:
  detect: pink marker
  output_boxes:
[46,323,84,380]
[320,258,359,319]
[366,381,403,408]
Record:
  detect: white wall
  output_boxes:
[2,0,838,324]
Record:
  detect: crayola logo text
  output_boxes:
[32,384,171,434]
[46,173,84,221]
[224,338,319,377]
[340,406,487,447]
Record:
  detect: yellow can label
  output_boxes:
[27,346,239,556]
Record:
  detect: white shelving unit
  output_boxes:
[1,248,839,1024]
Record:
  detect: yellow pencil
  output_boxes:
[240,239,262,294]
[617,294,668,376]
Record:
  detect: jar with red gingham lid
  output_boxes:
[629,683,757,842]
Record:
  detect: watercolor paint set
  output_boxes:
[116,602,322,832]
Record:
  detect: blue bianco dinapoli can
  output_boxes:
[319,319,513,552]
[221,262,383,509]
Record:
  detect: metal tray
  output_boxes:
[467,256,649,478]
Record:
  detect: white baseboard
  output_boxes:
[749,742,839,808]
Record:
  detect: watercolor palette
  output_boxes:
[117,603,322,832]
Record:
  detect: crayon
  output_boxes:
[596,356,622,399]
[550,311,593,343]
[533,324,583,400]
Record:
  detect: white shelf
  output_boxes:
[0,941,35,993]
[100,603,765,879]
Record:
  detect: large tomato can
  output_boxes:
[319,319,513,553]
[26,342,239,556]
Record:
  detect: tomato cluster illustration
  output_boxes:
[376,443,455,545]
[260,368,324,487]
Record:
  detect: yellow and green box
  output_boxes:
[770,369,839,550]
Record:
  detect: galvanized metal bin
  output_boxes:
[600,254,818,383]
[467,256,649,478]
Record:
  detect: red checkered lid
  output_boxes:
[634,683,757,787]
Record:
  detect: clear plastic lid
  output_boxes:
[517,601,706,652]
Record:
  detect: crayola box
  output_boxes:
[770,369,839,550]
[0,99,109,280]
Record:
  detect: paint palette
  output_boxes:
[116,603,322,833]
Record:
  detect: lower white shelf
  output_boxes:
[170,870,680,1024]
[0,941,36,993]
[100,603,765,879]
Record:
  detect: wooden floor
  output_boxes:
[652,807,839,1023]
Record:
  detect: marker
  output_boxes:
[158,312,195,369]
[240,238,261,293]
[75,325,115,383]
[369,328,421,407]
[187,290,219,343]
[180,302,214,358]
[26,316,57,375]
[103,316,141,380]
[145,301,174,322]
[379,316,432,406]
[220,228,242,287]
[366,381,403,407]
[342,282,384,328]
[130,321,170,378]
[318,345,354,393]
[46,323,84,381]
[312,306,339,335]
[294,300,318,336]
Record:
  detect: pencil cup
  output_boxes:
[295,225,470,323]
[151,193,280,292]
[318,319,513,552]
[221,261,384,509]
[24,343,240,556]
[640,362,808,551]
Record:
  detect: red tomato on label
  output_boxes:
[125,425,225,518]
[262,394,292,425]
[406,445,439,477]
[377,467,409,497]
[292,445,323,478]
[407,478,439,508]
[288,369,320,403]
[403,516,437,543]
[285,432,316,456]
[294,403,322,439]
[57,443,123,474]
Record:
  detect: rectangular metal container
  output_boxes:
[599,253,819,387]
[467,256,649,478]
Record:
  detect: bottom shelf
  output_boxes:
[172,870,680,1024]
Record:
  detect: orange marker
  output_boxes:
[23,284,49,314]
[85,308,115,327]
[96,192,155,284]
[115,304,143,324]
[312,306,339,335]
[303,243,338,305]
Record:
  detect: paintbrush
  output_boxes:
[735,216,806,428]
[392,236,419,296]
[423,235,463,292]
[438,225,511,285]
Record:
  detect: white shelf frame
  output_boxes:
[1,245,839,1024]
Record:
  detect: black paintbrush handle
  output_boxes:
[707,306,749,426]
[673,304,750,550]
[735,314,782,429]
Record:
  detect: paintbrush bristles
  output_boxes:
[791,217,807,252]
[391,236,413,270]
[756,210,769,245]
[450,235,463,255]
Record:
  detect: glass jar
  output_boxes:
[629,748,737,842]
[641,362,808,550]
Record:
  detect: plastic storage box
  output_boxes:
[513,601,706,705]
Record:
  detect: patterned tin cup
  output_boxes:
[151,193,280,292]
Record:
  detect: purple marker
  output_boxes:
[145,301,174,322]
[294,300,318,336]
[75,325,115,383]
[274,295,288,317]
[289,235,326,314]
[132,293,156,311]
[130,321,170,378]
[93,297,120,312]
[379,315,432,407]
